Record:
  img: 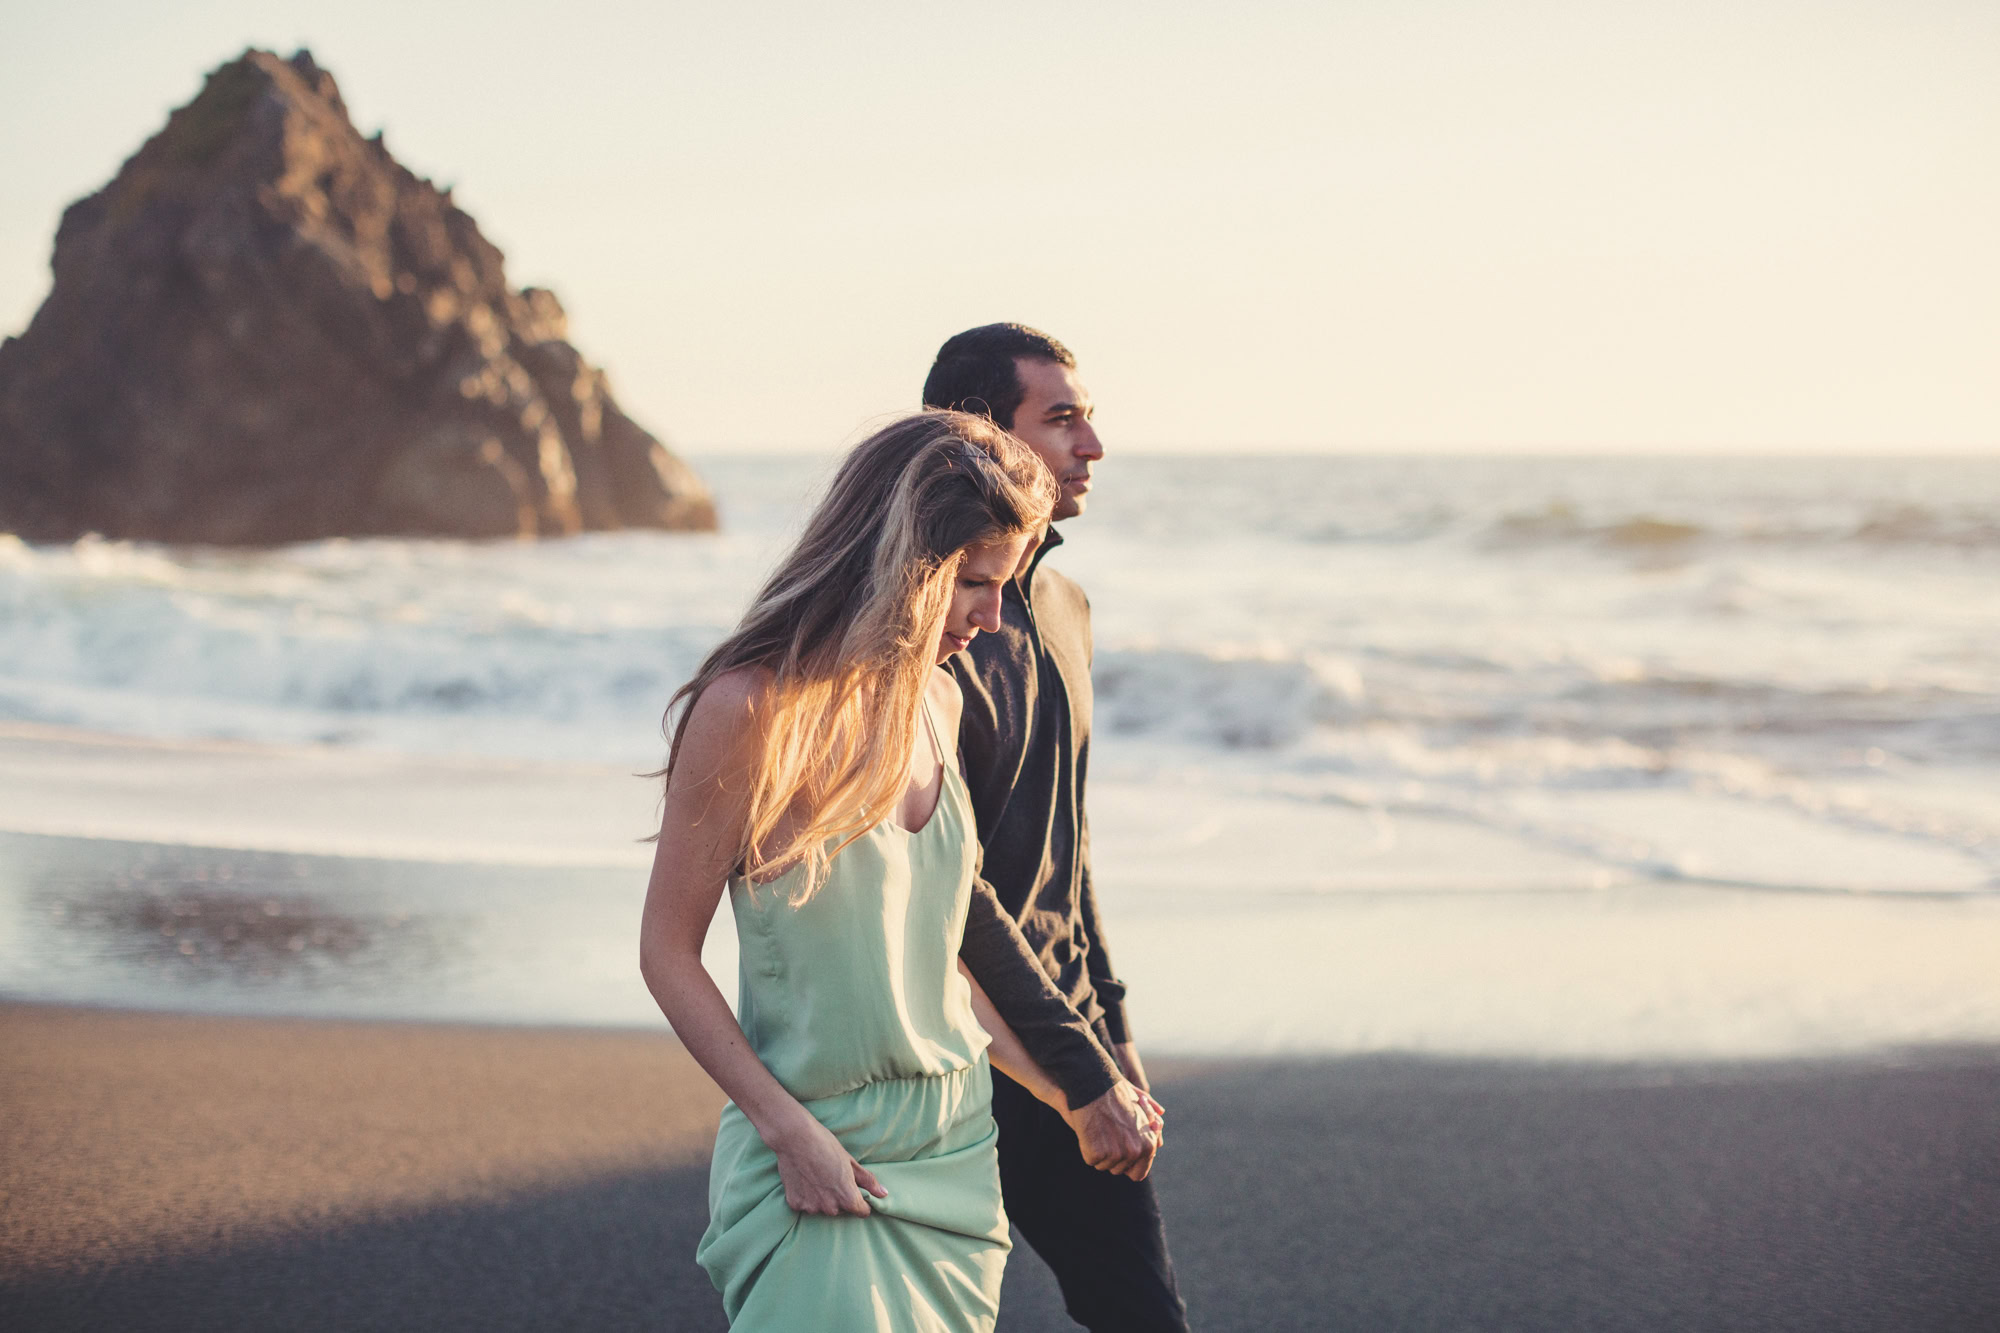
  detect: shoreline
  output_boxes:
[8,818,2000,1060]
[4,1001,1997,1331]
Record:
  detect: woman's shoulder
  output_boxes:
[925,664,965,731]
[679,665,775,754]
[695,664,773,710]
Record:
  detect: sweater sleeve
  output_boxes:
[1075,806,1131,1044]
[944,652,1120,1108]
[960,869,1121,1109]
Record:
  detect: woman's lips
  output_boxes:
[943,631,973,653]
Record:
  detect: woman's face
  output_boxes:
[935,532,1036,664]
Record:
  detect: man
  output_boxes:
[929,324,1190,1333]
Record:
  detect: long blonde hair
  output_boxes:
[663,410,1058,898]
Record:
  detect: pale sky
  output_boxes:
[2,1,1995,453]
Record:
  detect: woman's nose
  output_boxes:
[972,590,1004,632]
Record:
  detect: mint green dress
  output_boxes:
[697,698,1010,1331]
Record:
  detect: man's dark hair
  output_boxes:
[921,323,1075,430]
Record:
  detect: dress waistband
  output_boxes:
[797,1056,988,1109]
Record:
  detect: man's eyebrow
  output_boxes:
[1042,399,1085,416]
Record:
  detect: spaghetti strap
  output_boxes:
[919,687,973,815]
[918,687,949,773]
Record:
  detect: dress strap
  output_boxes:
[919,686,971,807]
[917,688,947,772]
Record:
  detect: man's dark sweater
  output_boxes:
[951,529,1128,1111]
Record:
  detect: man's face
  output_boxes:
[1007,357,1102,521]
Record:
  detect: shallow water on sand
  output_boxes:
[6,824,1998,1059]
[0,832,666,1028]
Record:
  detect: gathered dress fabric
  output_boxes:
[697,699,1011,1331]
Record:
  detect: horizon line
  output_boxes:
[684,442,2000,460]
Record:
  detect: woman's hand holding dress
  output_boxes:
[768,1106,890,1217]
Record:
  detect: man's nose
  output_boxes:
[972,589,1004,632]
[1075,420,1104,461]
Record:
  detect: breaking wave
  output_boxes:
[3,453,1996,898]
[1483,500,2000,552]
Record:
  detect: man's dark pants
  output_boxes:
[990,1069,1191,1332]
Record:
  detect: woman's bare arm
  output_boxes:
[637,670,885,1217]
[958,958,1067,1110]
[958,960,1161,1181]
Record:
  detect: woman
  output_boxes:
[638,411,1116,1331]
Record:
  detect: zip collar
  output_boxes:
[1021,524,1064,588]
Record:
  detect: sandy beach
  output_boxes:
[4,1001,1996,1332]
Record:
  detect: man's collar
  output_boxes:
[1021,523,1063,585]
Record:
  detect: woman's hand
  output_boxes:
[768,1111,888,1217]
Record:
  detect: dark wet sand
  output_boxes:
[3,1002,1996,1332]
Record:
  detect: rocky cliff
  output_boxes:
[0,49,715,544]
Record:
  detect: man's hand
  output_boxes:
[1112,1040,1165,1147]
[1062,1079,1161,1181]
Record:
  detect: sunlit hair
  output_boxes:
[661,410,1058,899]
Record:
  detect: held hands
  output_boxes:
[768,1111,888,1217]
[1111,1040,1162,1149]
[1063,1078,1166,1181]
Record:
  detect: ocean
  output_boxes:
[2,454,1996,1057]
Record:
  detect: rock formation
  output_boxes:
[0,49,716,544]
